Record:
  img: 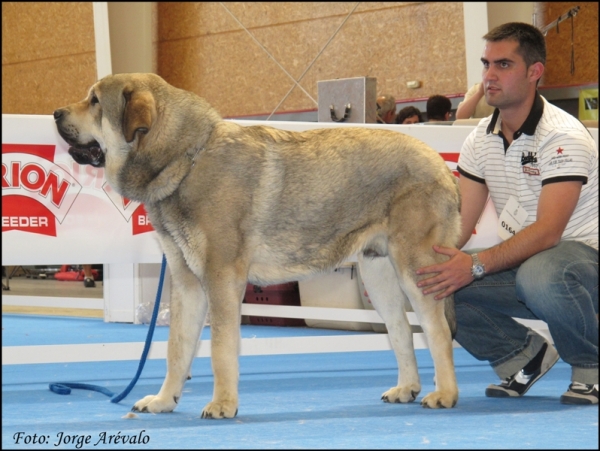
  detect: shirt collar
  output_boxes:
[486,92,545,139]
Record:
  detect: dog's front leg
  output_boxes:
[200,269,245,419]
[133,252,208,414]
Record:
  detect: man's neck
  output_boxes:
[498,90,536,139]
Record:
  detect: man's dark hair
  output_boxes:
[426,95,452,121]
[396,106,423,124]
[484,22,546,68]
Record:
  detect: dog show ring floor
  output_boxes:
[2,314,598,449]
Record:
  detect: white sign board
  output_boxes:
[8,116,593,265]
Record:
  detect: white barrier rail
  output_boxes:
[1,302,552,364]
[1,295,103,310]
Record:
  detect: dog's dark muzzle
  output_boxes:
[54,108,106,168]
[68,145,105,168]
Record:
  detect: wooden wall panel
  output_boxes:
[2,54,97,115]
[535,2,599,86]
[156,2,467,118]
[7,3,594,118]
[2,2,97,114]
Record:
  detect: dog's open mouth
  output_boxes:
[68,144,105,168]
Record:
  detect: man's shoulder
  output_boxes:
[538,98,591,138]
[461,116,499,157]
[470,115,495,138]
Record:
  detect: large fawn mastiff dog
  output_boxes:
[55,73,461,418]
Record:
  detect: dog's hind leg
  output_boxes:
[358,254,421,403]
[132,243,208,414]
[396,271,458,408]
[384,182,460,408]
[386,227,459,408]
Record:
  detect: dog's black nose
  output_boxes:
[53,109,63,120]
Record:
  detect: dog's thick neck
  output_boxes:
[117,145,205,204]
[115,103,219,204]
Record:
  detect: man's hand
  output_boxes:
[416,246,475,300]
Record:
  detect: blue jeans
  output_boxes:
[455,240,598,385]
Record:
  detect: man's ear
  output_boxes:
[122,88,156,143]
[529,61,545,84]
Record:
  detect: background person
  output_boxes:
[82,264,96,288]
[396,106,423,124]
[455,82,495,119]
[426,94,452,122]
[376,94,397,124]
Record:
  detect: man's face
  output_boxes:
[402,115,419,124]
[481,40,540,110]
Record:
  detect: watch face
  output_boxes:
[473,265,485,277]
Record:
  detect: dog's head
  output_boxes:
[55,73,222,203]
[54,73,160,169]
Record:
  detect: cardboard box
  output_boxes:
[298,265,372,331]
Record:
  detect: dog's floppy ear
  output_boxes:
[122,87,157,143]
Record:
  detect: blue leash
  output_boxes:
[49,254,167,404]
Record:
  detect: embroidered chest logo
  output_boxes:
[521,152,538,165]
[548,146,573,170]
[521,151,540,176]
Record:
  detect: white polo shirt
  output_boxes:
[458,94,598,249]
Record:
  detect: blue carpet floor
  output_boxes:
[2,314,368,346]
[2,314,598,449]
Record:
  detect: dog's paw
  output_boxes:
[200,400,238,419]
[132,395,177,413]
[381,385,421,404]
[420,390,458,409]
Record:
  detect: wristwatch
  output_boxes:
[471,253,486,280]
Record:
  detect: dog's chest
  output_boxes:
[147,204,204,254]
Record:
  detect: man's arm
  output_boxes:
[475,180,582,273]
[417,180,583,300]
[455,84,485,120]
[457,175,489,248]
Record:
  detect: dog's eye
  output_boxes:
[90,95,99,105]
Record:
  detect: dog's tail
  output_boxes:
[444,296,457,340]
